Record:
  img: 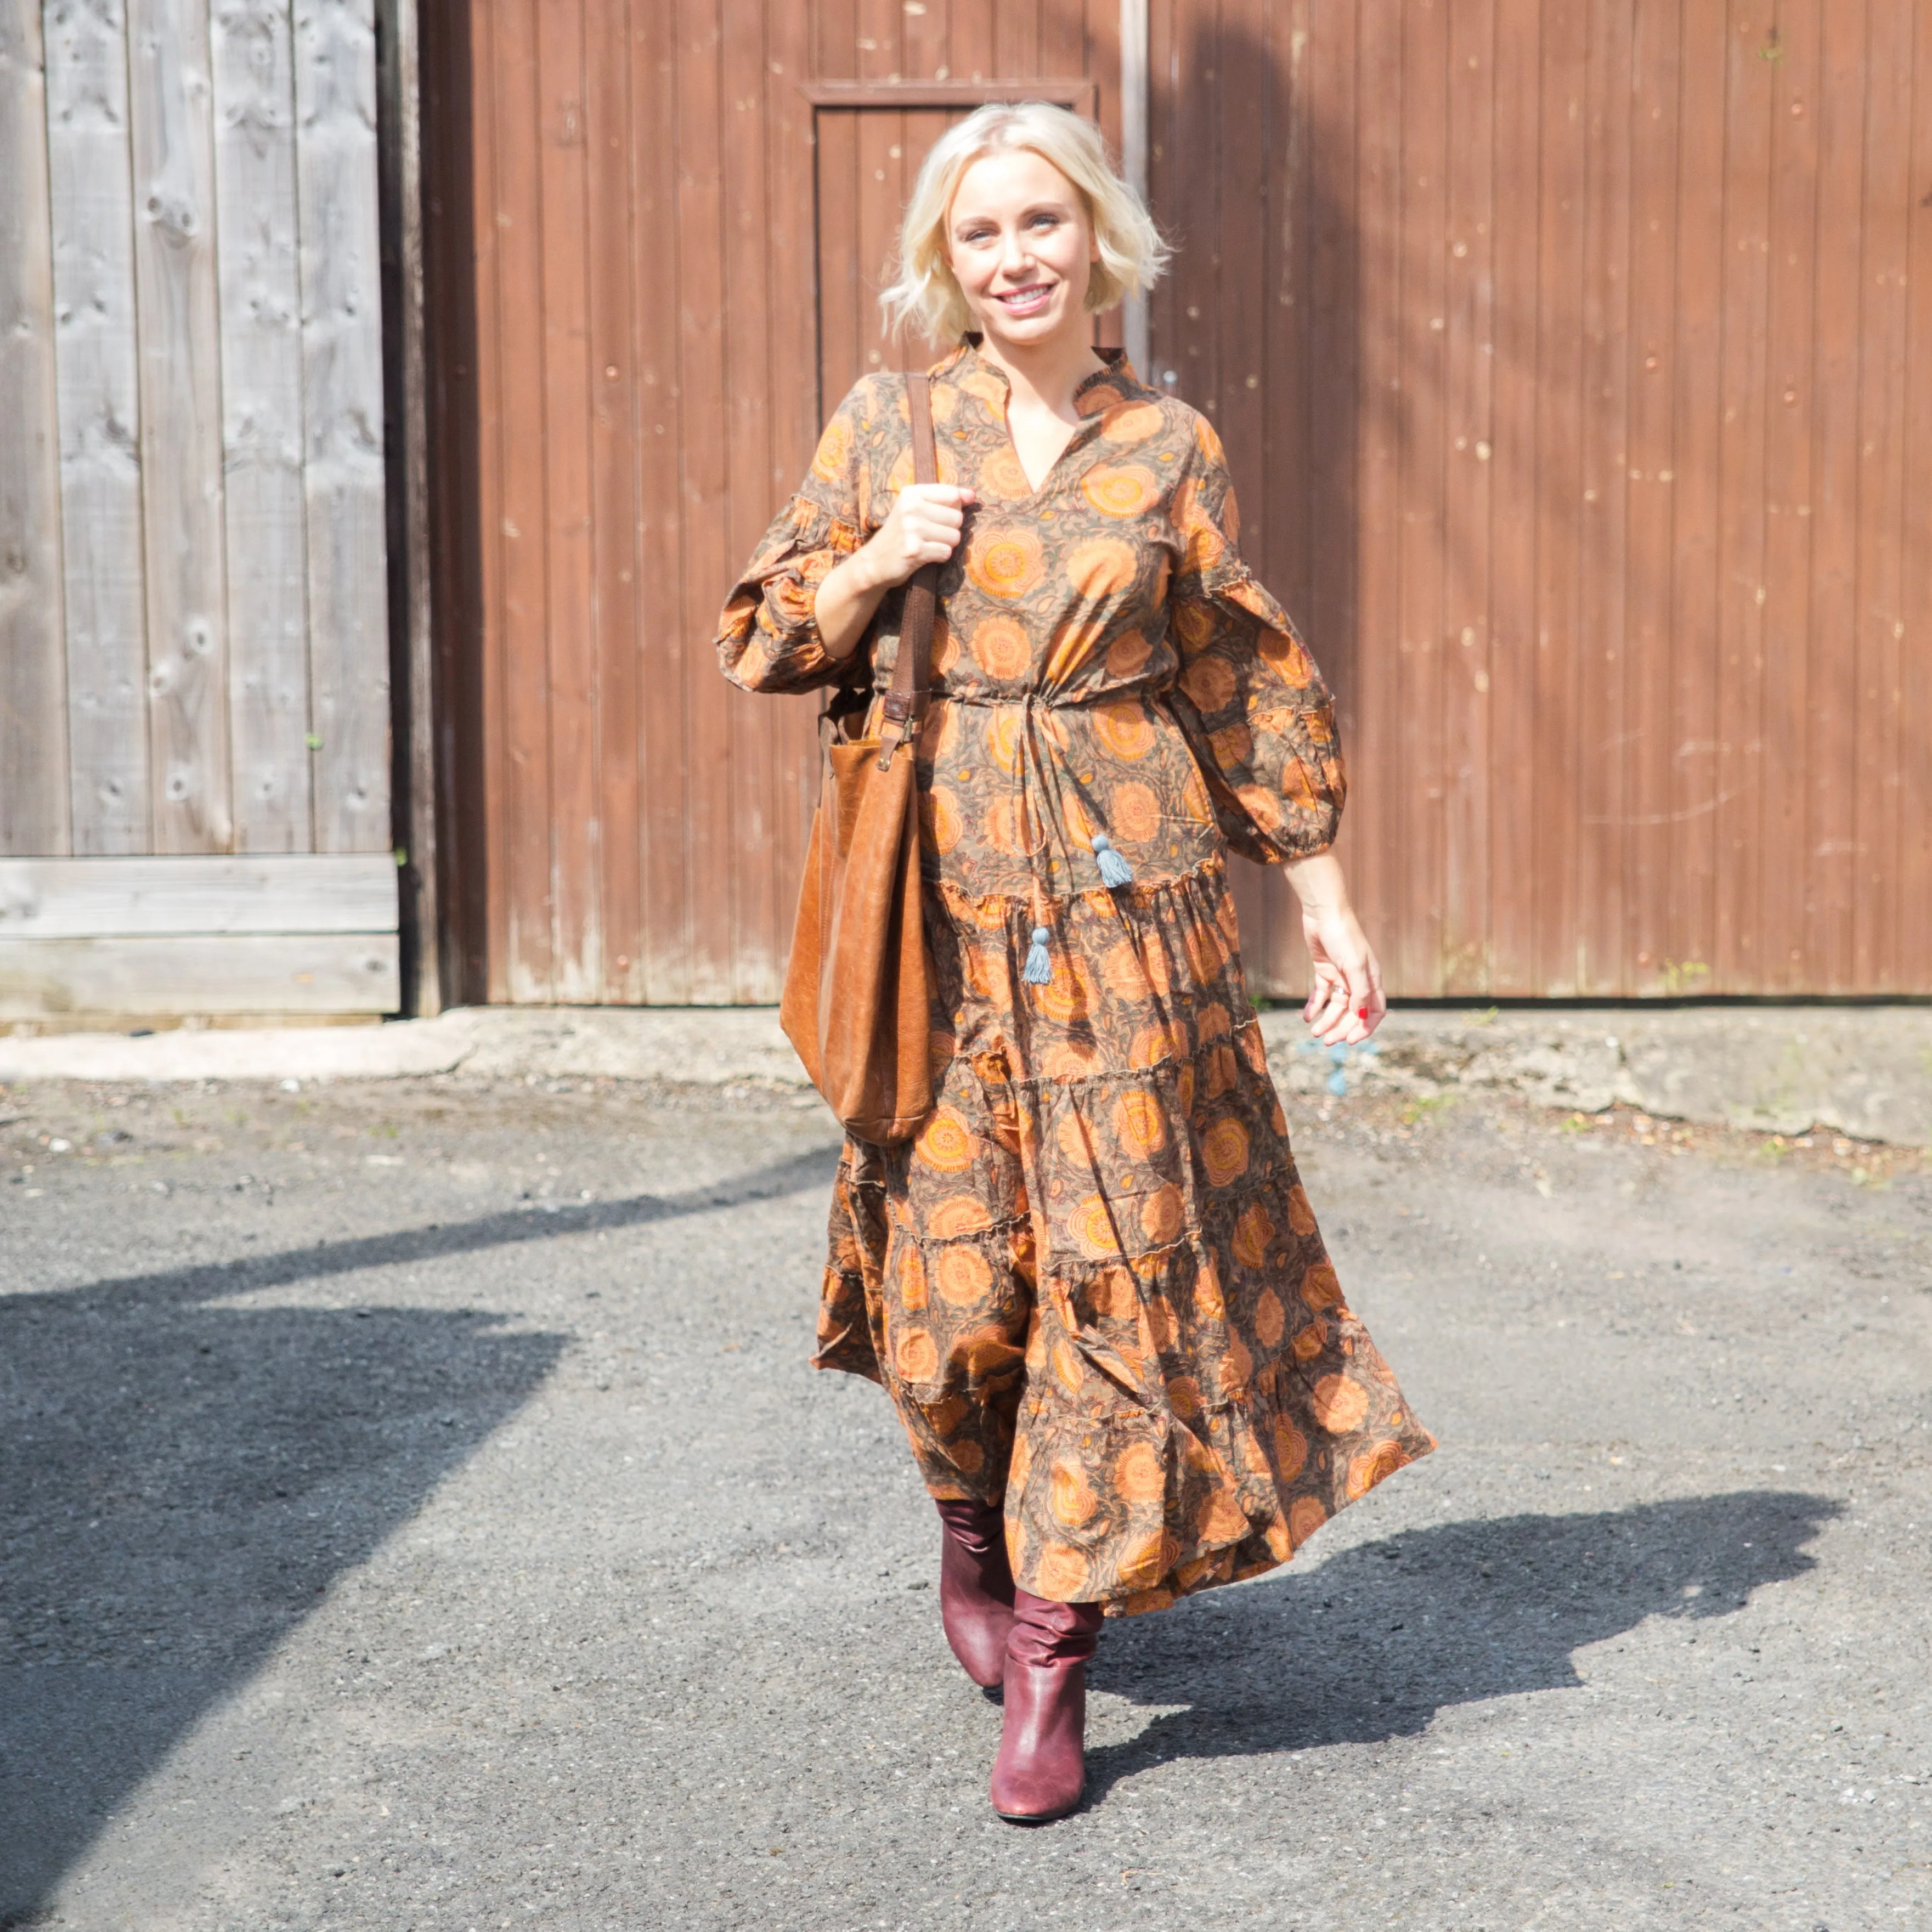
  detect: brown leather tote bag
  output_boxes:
[779,374,941,1144]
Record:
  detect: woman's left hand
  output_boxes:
[1301,900,1386,1045]
[1282,852,1385,1046]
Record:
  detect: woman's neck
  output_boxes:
[971,324,1105,421]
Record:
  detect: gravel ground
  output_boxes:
[2,1071,1929,1931]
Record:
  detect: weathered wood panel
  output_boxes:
[295,0,392,851]
[2,0,396,1020]
[0,853,398,936]
[212,0,314,851]
[0,934,399,1018]
[0,0,71,857]
[44,0,148,856]
[127,0,234,852]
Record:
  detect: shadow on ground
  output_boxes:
[0,1143,837,1924]
[1085,1490,1839,1799]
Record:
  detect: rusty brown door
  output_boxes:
[437,3,1119,1005]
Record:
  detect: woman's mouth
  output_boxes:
[993,283,1054,317]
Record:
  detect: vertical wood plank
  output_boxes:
[487,0,554,998]
[464,0,512,999]
[535,0,601,999]
[764,0,822,1001]
[720,0,778,998]
[1487,0,1541,992]
[901,0,943,75]
[1394,0,1450,992]
[675,0,737,999]
[212,0,313,851]
[1755,0,1821,993]
[1298,0,1352,660]
[585,0,641,1004]
[814,109,862,414]
[45,0,149,855]
[1622,0,1682,990]
[1242,0,1309,995]
[128,0,233,851]
[1213,0,1277,992]
[1037,0,1083,81]
[950,0,995,83]
[1849,0,1913,990]
[1088,0,1125,351]
[631,0,687,999]
[1215,0,1267,564]
[993,0,1038,77]
[1898,0,1932,992]
[295,0,392,852]
[1573,0,1634,992]
[1531,0,1588,993]
[1664,0,1727,993]
[1350,0,1404,987]
[0,0,71,856]
[1440,0,1496,991]
[1302,0,1361,973]
[1801,0,1866,990]
[1711,1,1774,991]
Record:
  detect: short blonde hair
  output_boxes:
[880,101,1168,344]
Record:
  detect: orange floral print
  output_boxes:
[1092,698,1157,760]
[717,342,1431,1614]
[1065,535,1139,601]
[967,524,1047,600]
[1083,464,1161,519]
[969,615,1033,680]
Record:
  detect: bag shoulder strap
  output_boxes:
[877,372,939,769]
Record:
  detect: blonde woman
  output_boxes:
[718,102,1433,1823]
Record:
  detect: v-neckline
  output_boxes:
[1005,404,1084,498]
[957,340,1131,500]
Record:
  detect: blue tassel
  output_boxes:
[1022,924,1053,985]
[1092,831,1136,889]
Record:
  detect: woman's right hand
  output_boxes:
[858,483,975,589]
[815,483,975,660]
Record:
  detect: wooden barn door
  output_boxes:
[444,3,1122,1005]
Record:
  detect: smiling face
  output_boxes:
[945,146,1099,353]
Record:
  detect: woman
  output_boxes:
[717,103,1433,1823]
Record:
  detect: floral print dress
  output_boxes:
[718,342,1433,1615]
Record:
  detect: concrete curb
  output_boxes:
[4,1002,1928,1147]
[0,1007,803,1091]
[1263,1005,1932,1147]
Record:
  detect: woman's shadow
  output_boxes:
[1084,1489,1837,1798]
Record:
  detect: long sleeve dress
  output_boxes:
[718,342,1433,1617]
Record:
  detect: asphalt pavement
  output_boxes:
[2,1072,1928,1930]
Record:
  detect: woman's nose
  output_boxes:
[997,229,1033,278]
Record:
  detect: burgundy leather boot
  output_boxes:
[935,1499,1016,1691]
[988,1589,1105,1823]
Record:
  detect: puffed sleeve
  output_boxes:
[1163,418,1346,862]
[715,381,874,694]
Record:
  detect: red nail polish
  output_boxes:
[1357,1006,1368,1020]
